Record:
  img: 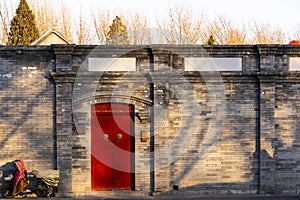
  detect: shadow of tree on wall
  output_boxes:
[0,53,55,170]
[269,83,300,194]
[0,87,50,147]
[157,82,300,195]
[158,82,261,195]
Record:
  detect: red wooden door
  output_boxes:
[91,103,134,191]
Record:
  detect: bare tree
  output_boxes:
[58,2,73,41]
[76,9,92,44]
[92,8,151,45]
[28,0,73,42]
[1,1,293,45]
[290,24,300,41]
[28,0,58,34]
[92,8,112,44]
[157,4,204,44]
[249,22,285,44]
[0,1,14,44]
[126,11,151,45]
[205,15,247,44]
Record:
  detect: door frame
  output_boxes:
[91,103,135,191]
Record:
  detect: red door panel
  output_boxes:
[91,113,113,190]
[91,103,134,191]
[112,114,131,189]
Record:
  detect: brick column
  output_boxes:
[257,46,277,193]
[51,45,76,197]
[258,79,276,193]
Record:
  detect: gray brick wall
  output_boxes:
[0,46,55,170]
[1,44,300,196]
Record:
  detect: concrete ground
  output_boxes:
[71,195,300,200]
[1,191,300,200]
[2,195,299,200]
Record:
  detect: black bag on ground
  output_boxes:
[0,161,17,197]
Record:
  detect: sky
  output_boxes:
[6,0,300,43]
[66,0,300,33]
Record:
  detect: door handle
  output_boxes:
[117,133,122,141]
[103,134,109,141]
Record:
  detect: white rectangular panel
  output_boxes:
[88,57,136,71]
[289,57,300,71]
[185,57,242,71]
